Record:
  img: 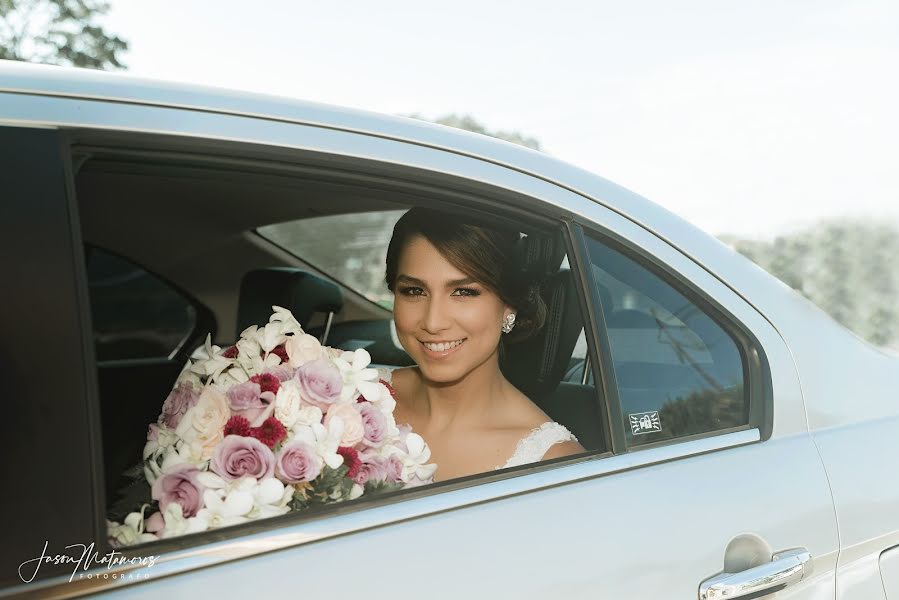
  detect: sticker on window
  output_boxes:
[629,411,662,435]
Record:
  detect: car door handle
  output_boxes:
[698,548,813,599]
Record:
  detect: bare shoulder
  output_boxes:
[502,381,555,429]
[542,439,587,460]
[386,366,420,424]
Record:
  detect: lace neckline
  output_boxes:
[376,367,577,472]
[496,421,577,469]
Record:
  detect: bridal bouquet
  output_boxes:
[106,306,436,547]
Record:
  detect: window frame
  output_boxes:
[575,220,773,452]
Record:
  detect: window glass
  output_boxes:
[258,210,406,309]
[86,247,197,362]
[584,235,748,447]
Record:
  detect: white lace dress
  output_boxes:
[375,367,578,469]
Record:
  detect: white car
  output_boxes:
[2,59,898,600]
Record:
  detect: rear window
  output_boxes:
[258,210,405,308]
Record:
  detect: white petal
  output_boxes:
[223,490,255,517]
[356,380,382,403]
[185,515,210,534]
[123,511,143,531]
[357,367,378,382]
[324,452,345,470]
[203,489,224,510]
[256,478,285,505]
[196,471,226,489]
[351,348,372,370]
[405,433,425,457]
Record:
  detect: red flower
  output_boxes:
[224,415,252,437]
[337,446,361,479]
[222,345,239,359]
[250,372,281,395]
[381,379,397,401]
[250,416,287,449]
[271,344,289,363]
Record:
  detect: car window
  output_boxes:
[584,234,749,447]
[258,210,406,309]
[501,251,605,452]
[86,247,198,362]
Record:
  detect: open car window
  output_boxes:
[72,147,607,554]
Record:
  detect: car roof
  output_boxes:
[0,61,707,250]
[0,60,794,324]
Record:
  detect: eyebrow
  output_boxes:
[396,274,478,287]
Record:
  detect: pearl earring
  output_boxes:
[501,313,516,334]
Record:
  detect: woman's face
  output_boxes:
[392,235,512,383]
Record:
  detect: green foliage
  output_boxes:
[289,464,354,510]
[721,219,899,349]
[0,0,127,69]
[363,478,403,495]
[407,112,543,151]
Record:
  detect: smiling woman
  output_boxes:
[382,207,585,481]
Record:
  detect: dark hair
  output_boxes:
[385,207,546,343]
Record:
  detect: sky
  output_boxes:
[103,0,899,238]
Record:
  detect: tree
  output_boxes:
[0,0,127,70]
[722,219,899,350]
[407,112,543,151]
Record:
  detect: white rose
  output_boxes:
[295,405,324,429]
[274,380,304,428]
[176,387,230,460]
[323,403,365,447]
[285,333,324,367]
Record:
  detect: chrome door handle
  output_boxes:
[698,548,813,599]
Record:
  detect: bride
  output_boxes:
[378,207,585,482]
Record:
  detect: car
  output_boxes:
[2,58,898,600]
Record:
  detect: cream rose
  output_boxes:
[322,403,365,447]
[274,379,303,428]
[286,333,324,367]
[294,405,324,429]
[176,387,230,460]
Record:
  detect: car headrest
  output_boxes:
[237,268,343,333]
[515,230,567,278]
[501,268,583,398]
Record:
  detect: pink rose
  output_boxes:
[385,455,403,483]
[275,440,323,483]
[151,464,205,517]
[353,454,388,486]
[226,381,276,427]
[267,365,296,382]
[159,383,199,429]
[357,402,387,447]
[211,434,276,481]
[145,511,165,535]
[323,403,365,446]
[294,359,343,410]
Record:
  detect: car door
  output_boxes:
[1,86,839,599]
[75,171,837,600]
[0,127,106,590]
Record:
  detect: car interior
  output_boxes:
[70,137,607,511]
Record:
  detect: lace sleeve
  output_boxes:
[499,422,578,469]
